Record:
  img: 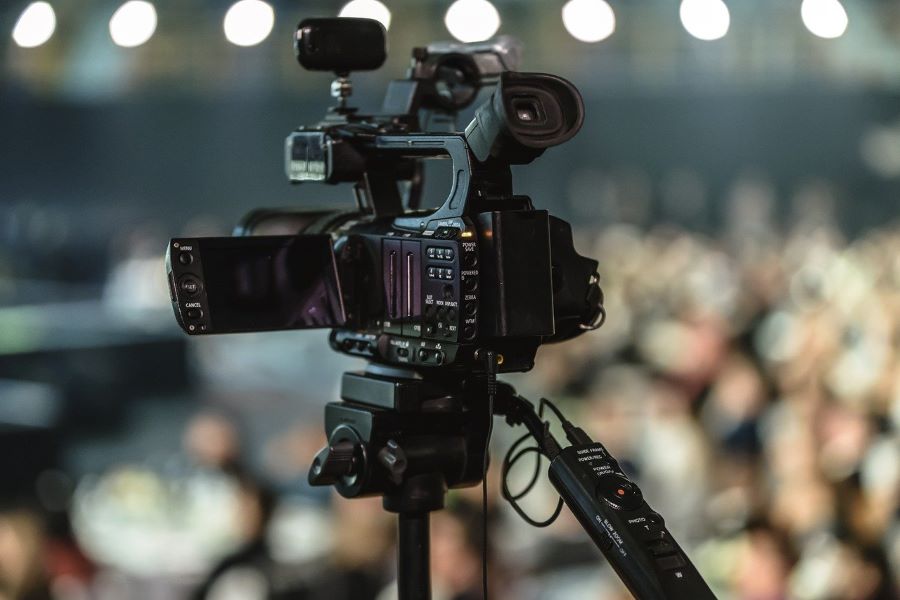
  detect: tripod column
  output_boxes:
[398,512,431,600]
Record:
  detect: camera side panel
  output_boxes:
[475,210,554,338]
[166,235,347,335]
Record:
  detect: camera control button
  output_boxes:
[445,249,454,260]
[464,302,477,316]
[647,540,677,557]
[655,553,687,571]
[179,276,202,297]
[463,278,477,292]
[447,308,457,320]
[596,475,643,511]
[646,512,665,527]
[185,308,203,320]
[637,526,666,542]
[443,285,454,300]
[178,251,193,265]
[397,347,409,358]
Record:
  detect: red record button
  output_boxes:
[597,475,642,511]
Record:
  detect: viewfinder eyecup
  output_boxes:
[465,71,585,164]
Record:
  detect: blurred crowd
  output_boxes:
[1,210,899,600]
[516,215,900,599]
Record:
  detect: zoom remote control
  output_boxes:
[548,442,718,600]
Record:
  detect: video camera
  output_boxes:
[165,17,604,374]
[164,19,720,600]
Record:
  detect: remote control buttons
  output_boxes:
[596,475,643,511]
[633,516,667,542]
[655,553,687,571]
[179,275,202,297]
[647,540,677,557]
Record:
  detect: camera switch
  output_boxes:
[596,475,642,511]
[647,540,677,557]
[178,251,193,265]
[655,553,687,571]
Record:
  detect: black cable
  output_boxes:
[502,433,541,501]
[540,397,593,446]
[539,397,567,426]
[481,350,499,600]
[502,399,550,503]
[505,399,549,502]
[501,442,564,527]
[499,400,564,528]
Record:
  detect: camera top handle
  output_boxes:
[361,134,475,227]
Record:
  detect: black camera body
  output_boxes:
[166,18,603,374]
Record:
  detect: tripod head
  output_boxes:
[308,367,490,513]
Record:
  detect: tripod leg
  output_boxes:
[398,512,431,600]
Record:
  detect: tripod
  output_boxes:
[308,366,494,600]
[308,365,719,600]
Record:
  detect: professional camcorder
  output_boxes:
[166,17,604,374]
[166,19,717,600]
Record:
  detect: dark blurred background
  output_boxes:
[1,1,898,599]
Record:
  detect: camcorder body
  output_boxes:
[166,18,603,375]
[164,21,723,600]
